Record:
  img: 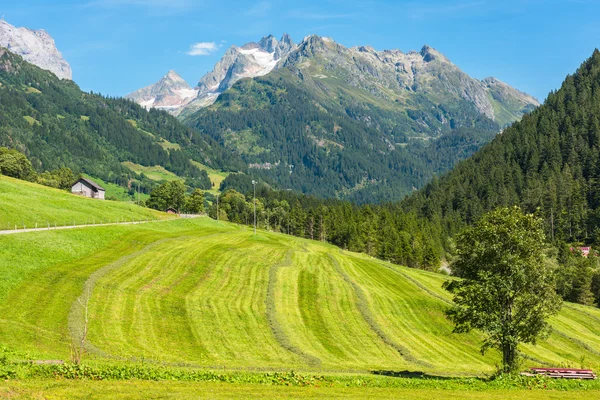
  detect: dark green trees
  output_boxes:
[444,207,562,372]
[146,181,186,212]
[0,147,35,180]
[185,189,205,214]
[146,182,208,214]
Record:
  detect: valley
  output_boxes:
[1,6,600,399]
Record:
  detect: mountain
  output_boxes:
[0,19,72,80]
[402,49,600,252]
[0,47,243,194]
[127,34,296,115]
[183,35,539,202]
[276,37,538,127]
[125,70,198,112]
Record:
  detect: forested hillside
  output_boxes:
[0,48,243,193]
[403,49,600,248]
[184,36,537,203]
[215,50,600,308]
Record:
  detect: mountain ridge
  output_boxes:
[128,34,538,126]
[181,34,539,202]
[0,19,71,80]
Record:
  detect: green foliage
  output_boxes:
[186,70,500,203]
[36,167,75,189]
[185,189,205,214]
[556,248,600,306]
[0,147,34,180]
[146,180,186,212]
[444,207,563,372]
[0,49,240,197]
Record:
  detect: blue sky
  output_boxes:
[1,0,599,101]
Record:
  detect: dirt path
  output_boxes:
[0,218,180,235]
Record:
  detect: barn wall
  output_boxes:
[72,182,93,198]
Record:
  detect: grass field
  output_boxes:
[0,175,168,228]
[121,162,181,182]
[1,216,599,375]
[1,177,600,398]
[1,379,596,399]
[190,160,230,191]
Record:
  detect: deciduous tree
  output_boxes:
[444,207,562,373]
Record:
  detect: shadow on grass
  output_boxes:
[371,370,474,380]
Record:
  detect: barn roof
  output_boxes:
[74,177,105,191]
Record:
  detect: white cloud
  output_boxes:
[187,41,220,56]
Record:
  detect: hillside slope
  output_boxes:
[1,215,598,375]
[402,49,600,249]
[0,175,169,228]
[183,36,538,202]
[0,48,242,193]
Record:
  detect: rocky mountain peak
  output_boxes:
[420,45,446,63]
[125,70,198,113]
[0,19,72,80]
[258,34,278,53]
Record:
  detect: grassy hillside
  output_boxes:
[1,215,599,375]
[0,175,168,228]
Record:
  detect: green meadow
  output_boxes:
[1,177,599,398]
[0,175,167,228]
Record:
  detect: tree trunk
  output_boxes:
[502,342,517,373]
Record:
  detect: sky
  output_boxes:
[1,0,599,101]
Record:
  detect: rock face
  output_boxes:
[184,34,297,114]
[128,33,538,123]
[278,35,539,126]
[0,20,72,80]
[128,34,296,115]
[125,70,198,112]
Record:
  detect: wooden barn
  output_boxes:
[71,177,106,200]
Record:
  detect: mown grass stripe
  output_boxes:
[265,250,322,367]
[328,254,429,367]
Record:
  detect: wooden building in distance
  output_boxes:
[71,177,106,200]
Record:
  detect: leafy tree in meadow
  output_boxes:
[185,189,205,214]
[444,207,562,373]
[146,181,186,212]
[37,167,76,189]
[0,147,35,181]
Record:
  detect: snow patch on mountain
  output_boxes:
[125,70,199,114]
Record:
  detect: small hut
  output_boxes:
[166,207,178,214]
[71,177,105,200]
